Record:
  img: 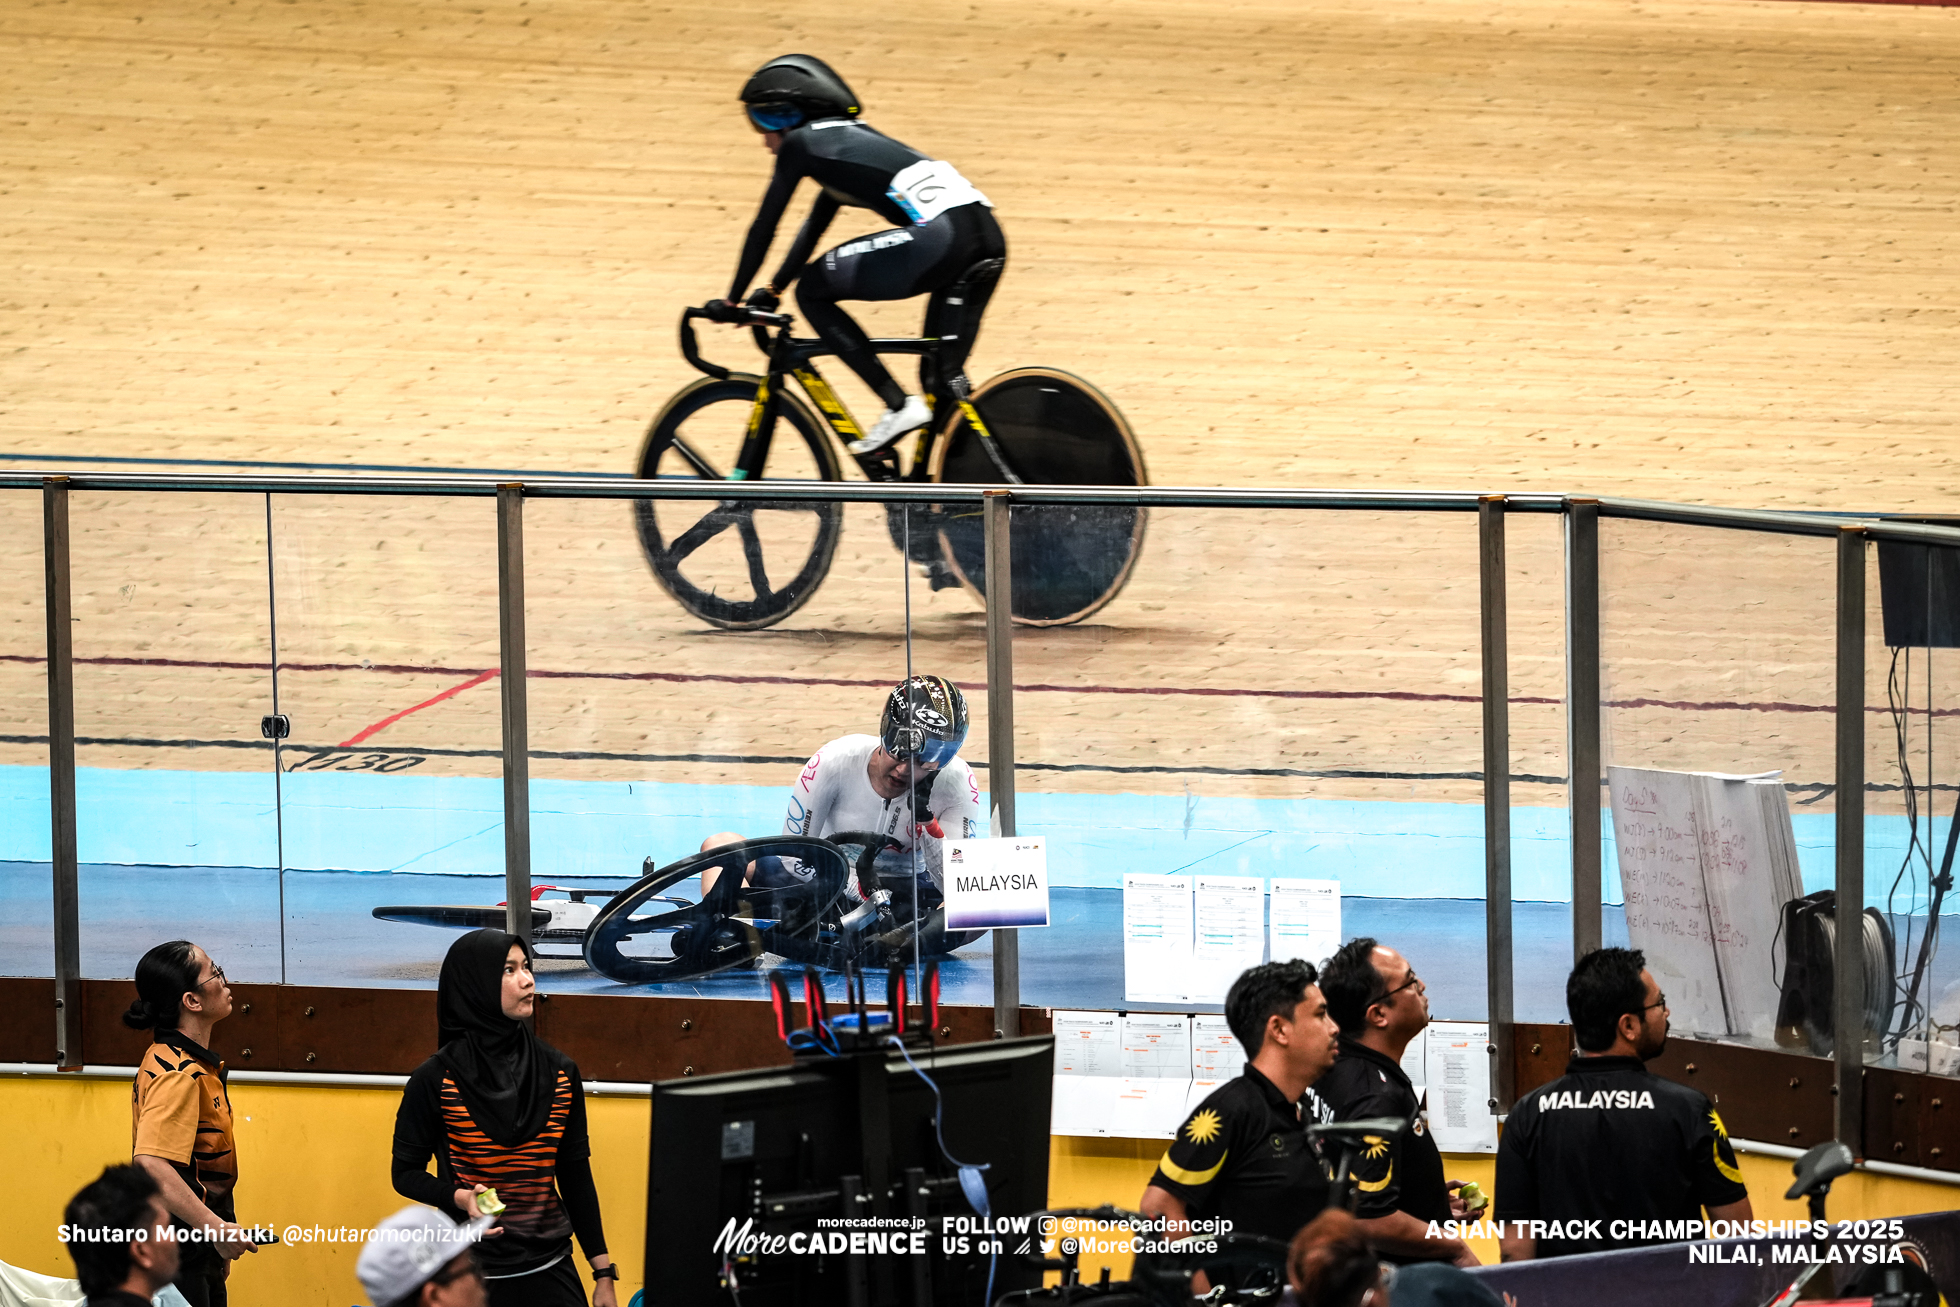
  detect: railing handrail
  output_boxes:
[8,471,1960,547]
[6,472,1960,545]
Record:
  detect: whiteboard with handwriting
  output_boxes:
[1694,776,1804,1040]
[1609,767,1729,1036]
[1608,766,1803,1041]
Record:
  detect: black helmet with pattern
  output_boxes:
[740,54,861,134]
[879,675,969,769]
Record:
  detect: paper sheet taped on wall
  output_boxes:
[1053,1010,1193,1138]
[1425,1021,1496,1153]
[1122,1012,1194,1077]
[1052,1010,1122,1076]
[1124,874,1197,1003]
[1190,1014,1247,1080]
[1052,1011,1247,1138]
[1190,875,1266,1001]
[1124,875,1343,1004]
[1269,879,1342,965]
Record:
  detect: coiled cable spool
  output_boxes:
[1775,891,1896,1055]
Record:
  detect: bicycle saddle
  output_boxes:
[1306,1117,1411,1147]
[1785,1139,1855,1200]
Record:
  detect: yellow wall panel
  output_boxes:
[0,1077,650,1307]
[5,1076,1955,1305]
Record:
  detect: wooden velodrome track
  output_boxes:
[3,0,1958,818]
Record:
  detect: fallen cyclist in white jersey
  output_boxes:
[700,674,985,960]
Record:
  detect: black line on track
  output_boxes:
[5,732,1939,792]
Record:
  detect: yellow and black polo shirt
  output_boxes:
[131,1030,238,1223]
[1149,1064,1331,1245]
[1314,1035,1451,1239]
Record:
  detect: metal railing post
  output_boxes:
[1835,525,1867,1153]
[984,490,1019,1038]
[1564,499,1603,960]
[497,485,532,948]
[1480,496,1514,1113]
[44,478,82,1070]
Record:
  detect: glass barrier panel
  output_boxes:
[1506,508,1581,1022]
[0,491,50,978]
[68,492,281,983]
[518,491,970,1012]
[269,494,503,988]
[1599,518,1836,1056]
[1003,505,1496,1037]
[1865,535,1960,1078]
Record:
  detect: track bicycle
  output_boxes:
[582,832,982,984]
[633,259,1150,630]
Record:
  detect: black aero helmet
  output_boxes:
[740,53,860,133]
[880,675,969,769]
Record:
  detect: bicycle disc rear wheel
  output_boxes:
[583,837,851,984]
[929,367,1149,626]
[634,376,844,630]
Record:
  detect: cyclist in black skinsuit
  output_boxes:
[706,54,1008,455]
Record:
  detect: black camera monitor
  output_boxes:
[645,1034,1054,1307]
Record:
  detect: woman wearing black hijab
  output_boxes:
[392,930,618,1307]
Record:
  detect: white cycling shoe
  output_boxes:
[848,395,933,455]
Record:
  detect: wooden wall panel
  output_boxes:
[0,977,56,1066]
[1513,1023,1838,1156]
[0,979,1051,1086]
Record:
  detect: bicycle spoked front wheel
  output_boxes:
[929,367,1149,626]
[634,376,845,630]
[583,837,853,984]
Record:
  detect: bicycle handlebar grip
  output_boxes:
[678,309,730,381]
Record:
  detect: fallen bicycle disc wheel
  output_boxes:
[755,831,889,970]
[929,367,1149,626]
[583,837,850,984]
[634,376,844,630]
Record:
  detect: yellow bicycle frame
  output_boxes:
[738,363,1006,474]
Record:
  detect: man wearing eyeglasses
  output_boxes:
[1494,947,1752,1260]
[1316,938,1480,1268]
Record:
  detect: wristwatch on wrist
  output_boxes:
[592,1266,620,1281]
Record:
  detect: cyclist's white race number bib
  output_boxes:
[886,160,991,226]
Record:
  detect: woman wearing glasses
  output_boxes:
[126,941,260,1307]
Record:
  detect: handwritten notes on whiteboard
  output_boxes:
[1608,766,1804,1040]
[1609,768,1728,1035]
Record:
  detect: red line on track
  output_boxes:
[2,652,1955,717]
[337,668,499,747]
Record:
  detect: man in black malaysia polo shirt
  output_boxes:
[1495,946,1753,1260]
[1316,937,1479,1267]
[1141,959,1342,1257]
